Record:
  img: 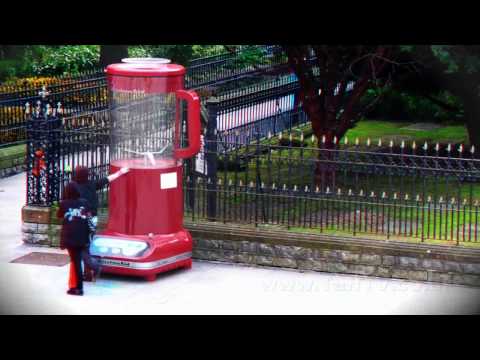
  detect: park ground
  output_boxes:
[1,173,480,314]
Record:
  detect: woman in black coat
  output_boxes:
[57,183,92,296]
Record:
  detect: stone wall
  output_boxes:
[21,206,480,287]
[0,164,25,178]
[187,222,480,287]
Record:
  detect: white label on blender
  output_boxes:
[160,172,177,189]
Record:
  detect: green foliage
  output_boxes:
[235,45,268,66]
[0,60,19,82]
[191,45,225,58]
[128,46,150,58]
[25,45,100,76]
[363,87,463,123]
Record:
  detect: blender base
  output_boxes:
[92,229,193,282]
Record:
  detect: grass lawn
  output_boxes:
[345,120,469,145]
[0,144,26,170]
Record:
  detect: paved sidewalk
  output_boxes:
[1,173,479,315]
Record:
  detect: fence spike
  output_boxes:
[305,186,309,192]
[337,188,342,195]
[359,189,364,197]
[367,138,371,147]
[427,195,432,203]
[475,200,479,207]
[370,191,375,198]
[439,196,443,203]
[412,141,416,150]
[293,185,298,192]
[289,133,293,142]
[267,131,272,139]
[389,140,394,148]
[423,141,428,151]
[315,186,320,193]
[471,145,476,154]
[326,186,330,194]
[344,137,349,145]
[435,143,440,152]
[393,192,398,200]
[447,144,451,153]
[300,132,304,142]
[463,198,468,205]
[322,135,326,144]
[333,136,338,144]
[239,180,243,187]
[416,195,420,202]
[400,140,405,149]
[278,132,283,140]
[355,138,360,146]
[261,182,265,189]
[405,194,409,201]
[24,102,30,115]
[218,179,222,185]
[458,144,464,154]
[249,181,254,188]
[451,197,456,204]
[382,192,387,199]
[272,183,276,190]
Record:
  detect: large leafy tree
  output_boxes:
[394,45,480,148]
[282,45,396,146]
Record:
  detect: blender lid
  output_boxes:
[121,58,171,64]
[106,62,185,77]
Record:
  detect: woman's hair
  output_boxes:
[62,182,80,200]
[73,166,89,184]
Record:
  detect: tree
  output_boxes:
[281,45,397,185]
[99,45,129,68]
[282,45,395,146]
[394,45,480,148]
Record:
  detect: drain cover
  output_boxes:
[10,252,69,267]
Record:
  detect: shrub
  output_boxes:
[25,45,100,76]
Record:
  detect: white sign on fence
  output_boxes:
[195,135,207,175]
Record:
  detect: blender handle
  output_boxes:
[174,90,201,159]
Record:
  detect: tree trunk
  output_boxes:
[99,45,129,68]
[463,98,480,150]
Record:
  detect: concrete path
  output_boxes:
[1,173,479,315]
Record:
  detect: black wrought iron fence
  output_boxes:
[185,132,480,246]
[26,105,110,207]
[23,100,480,246]
[185,45,291,89]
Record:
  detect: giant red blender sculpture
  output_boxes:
[90,60,200,281]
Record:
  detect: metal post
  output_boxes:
[25,99,62,207]
[206,97,219,220]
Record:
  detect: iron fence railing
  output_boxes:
[23,101,480,246]
[185,45,290,90]
[185,134,480,245]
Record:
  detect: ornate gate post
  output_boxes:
[25,99,62,206]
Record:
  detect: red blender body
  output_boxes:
[90,61,200,281]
